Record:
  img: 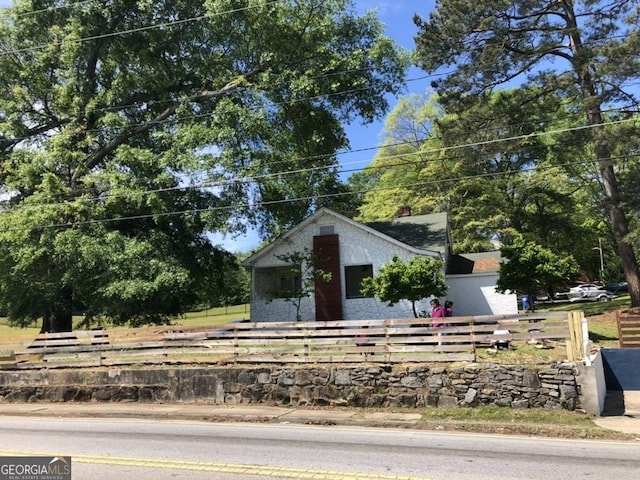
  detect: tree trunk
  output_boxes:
[565,6,640,307]
[39,289,74,333]
[599,163,640,306]
[583,108,640,307]
[40,309,73,333]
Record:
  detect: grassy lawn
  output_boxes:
[537,294,631,316]
[180,304,249,326]
[412,405,634,440]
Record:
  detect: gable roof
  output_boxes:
[242,207,445,267]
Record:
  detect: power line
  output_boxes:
[1,6,638,202]
[1,60,631,184]
[2,1,635,62]
[2,117,637,231]
[0,2,429,151]
[2,114,637,210]
[1,3,636,151]
[3,113,636,209]
[0,68,438,147]
[2,151,632,234]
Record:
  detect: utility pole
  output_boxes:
[592,238,604,284]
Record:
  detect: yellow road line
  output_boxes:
[0,450,432,480]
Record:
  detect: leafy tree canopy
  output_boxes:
[496,234,580,305]
[0,0,408,331]
[351,93,446,222]
[352,88,610,282]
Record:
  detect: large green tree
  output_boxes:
[433,88,603,263]
[496,234,580,308]
[0,0,408,331]
[351,93,447,222]
[415,0,640,306]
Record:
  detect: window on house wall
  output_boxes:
[255,265,303,299]
[345,264,373,299]
[274,265,302,298]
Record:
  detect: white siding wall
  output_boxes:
[444,273,518,316]
[337,218,433,320]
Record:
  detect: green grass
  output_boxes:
[0,321,40,343]
[536,295,629,349]
[409,405,633,439]
[585,316,620,348]
[180,304,249,326]
[475,341,567,364]
[421,404,587,424]
[536,294,631,316]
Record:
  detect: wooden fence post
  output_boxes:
[567,311,584,362]
[381,320,387,362]
[304,326,310,362]
[233,323,239,363]
[471,319,477,362]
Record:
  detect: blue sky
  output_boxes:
[344,0,433,168]
[0,0,435,252]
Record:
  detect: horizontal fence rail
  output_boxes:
[0,312,581,370]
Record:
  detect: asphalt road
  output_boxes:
[1,416,639,480]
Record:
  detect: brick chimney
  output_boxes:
[396,206,412,217]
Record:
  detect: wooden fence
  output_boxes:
[616,309,640,348]
[0,312,584,370]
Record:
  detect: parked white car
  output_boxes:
[567,284,613,302]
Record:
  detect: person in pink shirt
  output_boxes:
[444,300,454,317]
[430,298,446,327]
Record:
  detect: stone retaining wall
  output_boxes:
[0,362,581,410]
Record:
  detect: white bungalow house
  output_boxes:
[242,207,517,322]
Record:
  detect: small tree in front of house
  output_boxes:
[361,255,447,318]
[268,248,332,322]
[496,235,579,311]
